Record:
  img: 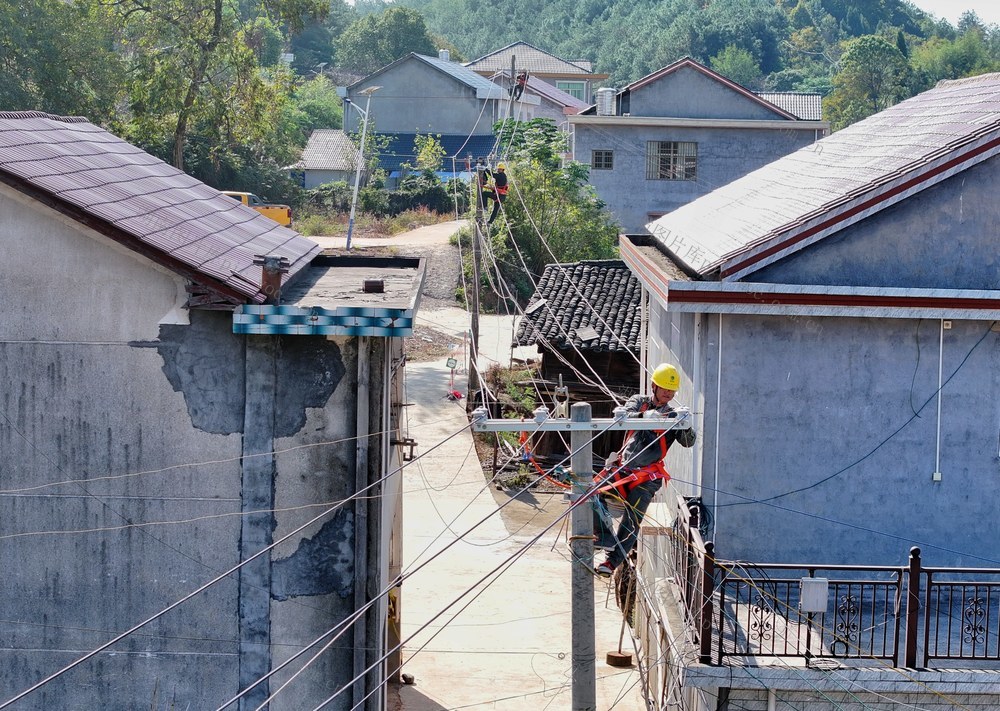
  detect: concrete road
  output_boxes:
[394,319,648,710]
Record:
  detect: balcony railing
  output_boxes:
[660,495,1000,669]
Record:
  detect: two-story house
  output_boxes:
[571,57,828,234]
[615,72,1000,711]
[466,41,607,105]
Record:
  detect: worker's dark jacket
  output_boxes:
[619,394,696,469]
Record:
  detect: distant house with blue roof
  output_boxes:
[343,50,538,188]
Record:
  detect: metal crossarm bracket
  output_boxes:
[469,406,692,432]
[391,436,418,461]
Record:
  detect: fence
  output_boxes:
[660,495,1000,669]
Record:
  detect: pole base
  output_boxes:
[606,650,633,667]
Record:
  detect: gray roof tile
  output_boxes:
[467,42,598,76]
[646,72,1000,278]
[0,111,320,303]
[755,92,824,121]
[294,129,356,171]
[515,260,641,352]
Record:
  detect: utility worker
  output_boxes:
[476,164,494,210]
[511,71,528,101]
[594,363,696,577]
[485,163,508,224]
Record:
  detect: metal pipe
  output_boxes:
[570,402,596,710]
[935,319,944,479]
[713,314,723,541]
[353,336,371,708]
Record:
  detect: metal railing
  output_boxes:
[661,495,1000,669]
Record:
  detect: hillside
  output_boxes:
[398,0,991,97]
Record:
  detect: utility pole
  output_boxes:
[569,402,596,710]
[470,405,692,707]
[510,54,517,120]
[468,168,484,407]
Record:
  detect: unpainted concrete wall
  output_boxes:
[0,189,378,708]
[628,65,784,121]
[728,688,1000,710]
[698,314,999,567]
[347,58,496,136]
[576,123,819,234]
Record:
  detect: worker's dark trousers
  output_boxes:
[487,194,505,223]
[596,478,662,569]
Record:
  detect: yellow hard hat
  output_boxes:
[651,363,680,390]
[497,162,506,170]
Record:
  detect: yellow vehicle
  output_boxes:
[221,191,293,227]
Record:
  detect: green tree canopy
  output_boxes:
[336,6,437,72]
[824,34,908,128]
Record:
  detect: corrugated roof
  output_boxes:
[756,92,823,121]
[467,42,598,76]
[645,72,1000,280]
[415,53,506,97]
[0,111,320,303]
[374,133,497,175]
[293,129,355,171]
[514,260,641,352]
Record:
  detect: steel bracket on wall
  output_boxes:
[391,437,418,461]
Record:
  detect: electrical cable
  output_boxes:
[0,421,475,709]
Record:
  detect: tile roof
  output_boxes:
[514,260,641,352]
[0,111,319,304]
[375,133,497,175]
[644,72,1000,280]
[755,92,824,121]
[293,129,355,171]
[466,42,598,76]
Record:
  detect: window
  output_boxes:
[592,150,613,170]
[646,141,697,180]
[556,80,586,101]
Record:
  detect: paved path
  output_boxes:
[310,220,468,250]
[389,264,648,708]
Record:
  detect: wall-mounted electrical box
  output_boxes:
[799,578,829,613]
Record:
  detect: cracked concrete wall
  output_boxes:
[0,191,377,709]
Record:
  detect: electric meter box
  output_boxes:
[799,578,829,613]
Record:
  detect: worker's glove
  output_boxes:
[674,427,697,448]
[605,451,620,469]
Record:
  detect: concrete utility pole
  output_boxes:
[469,169,484,406]
[569,402,596,710]
[470,404,692,708]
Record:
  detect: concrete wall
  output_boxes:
[727,689,1000,710]
[751,156,1000,290]
[694,313,1000,567]
[0,187,386,708]
[628,65,783,121]
[302,168,352,189]
[575,123,819,234]
[347,58,497,136]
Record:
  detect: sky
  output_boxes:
[910,0,1000,27]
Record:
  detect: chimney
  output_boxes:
[253,255,289,305]
[438,49,450,62]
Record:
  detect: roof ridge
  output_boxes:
[0,111,89,123]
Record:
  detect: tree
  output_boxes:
[710,44,762,88]
[825,35,909,128]
[111,0,326,169]
[413,133,446,171]
[469,119,618,303]
[336,6,436,72]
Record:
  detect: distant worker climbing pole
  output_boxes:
[485,163,508,225]
[593,363,696,578]
[511,70,528,101]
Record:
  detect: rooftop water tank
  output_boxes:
[595,87,616,116]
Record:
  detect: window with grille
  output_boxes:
[646,141,697,180]
[592,150,613,170]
